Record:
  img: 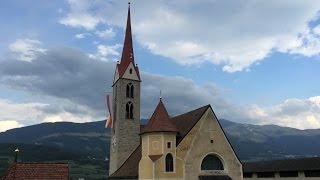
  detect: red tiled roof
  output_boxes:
[172,105,210,144]
[3,163,69,180]
[140,99,178,134]
[109,146,141,179]
[116,3,141,81]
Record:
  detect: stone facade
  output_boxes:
[139,133,183,179]
[109,75,141,175]
[182,109,242,180]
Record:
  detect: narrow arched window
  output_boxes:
[201,154,224,170]
[130,85,134,98]
[165,153,174,172]
[126,102,133,119]
[129,104,134,119]
[126,84,130,98]
[126,83,134,98]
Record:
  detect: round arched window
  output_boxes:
[165,153,174,172]
[201,154,224,170]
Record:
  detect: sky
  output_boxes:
[0,0,320,132]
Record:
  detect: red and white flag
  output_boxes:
[105,94,113,129]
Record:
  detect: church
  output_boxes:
[106,3,320,180]
[108,3,242,180]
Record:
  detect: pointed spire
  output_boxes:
[140,99,178,135]
[121,2,134,64]
[115,2,141,81]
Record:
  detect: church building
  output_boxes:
[108,3,243,180]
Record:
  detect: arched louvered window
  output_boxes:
[130,85,134,98]
[201,154,224,170]
[165,153,174,172]
[126,83,134,98]
[129,103,133,119]
[126,102,133,119]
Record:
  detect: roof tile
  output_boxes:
[140,99,178,134]
[3,163,69,180]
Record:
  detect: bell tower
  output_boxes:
[109,3,141,175]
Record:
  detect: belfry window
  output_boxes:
[165,153,174,172]
[201,154,224,170]
[130,85,134,98]
[126,102,133,119]
[126,83,134,98]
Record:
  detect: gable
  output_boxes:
[178,107,242,179]
[172,105,209,144]
[180,107,241,162]
[122,62,140,81]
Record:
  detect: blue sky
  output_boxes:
[0,0,320,131]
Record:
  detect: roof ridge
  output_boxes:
[172,104,210,119]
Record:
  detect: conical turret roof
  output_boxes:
[141,99,178,135]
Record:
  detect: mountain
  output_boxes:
[0,121,110,159]
[1,119,320,179]
[0,121,110,179]
[219,119,320,160]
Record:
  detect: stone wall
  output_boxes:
[179,108,243,180]
[109,78,141,175]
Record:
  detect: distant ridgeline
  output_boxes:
[0,119,320,179]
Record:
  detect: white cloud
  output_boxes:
[59,0,101,30]
[0,120,23,132]
[0,99,46,129]
[95,28,116,39]
[61,0,320,72]
[9,39,47,62]
[75,33,91,39]
[313,25,320,35]
[0,98,100,131]
[42,111,94,123]
[61,14,99,30]
[233,96,320,129]
[286,27,320,57]
[88,44,121,61]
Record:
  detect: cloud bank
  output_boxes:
[60,0,320,72]
[1,46,320,130]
